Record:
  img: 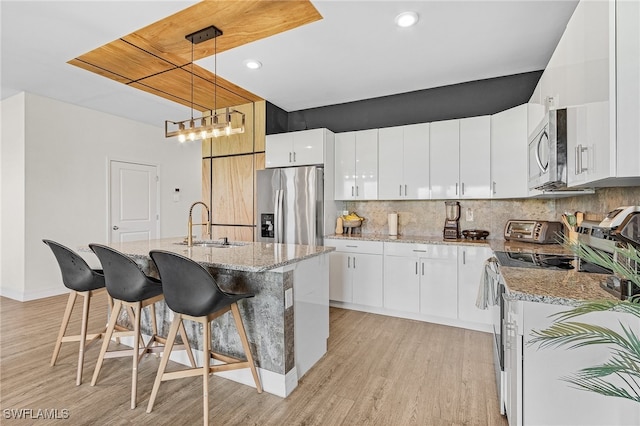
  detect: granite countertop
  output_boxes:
[500,266,616,306]
[325,233,492,247]
[84,238,335,273]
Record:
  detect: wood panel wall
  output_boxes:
[201,101,266,242]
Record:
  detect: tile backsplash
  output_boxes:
[336,186,640,238]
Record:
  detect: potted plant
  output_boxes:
[529,239,640,403]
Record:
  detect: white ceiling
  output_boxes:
[1,0,578,129]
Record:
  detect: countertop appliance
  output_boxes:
[577,206,640,301]
[504,220,564,244]
[462,229,490,240]
[256,166,325,246]
[528,108,568,191]
[443,201,460,239]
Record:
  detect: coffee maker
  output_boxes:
[444,201,460,239]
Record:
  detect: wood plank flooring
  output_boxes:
[0,293,507,425]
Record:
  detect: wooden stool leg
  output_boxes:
[178,320,196,368]
[92,299,121,386]
[131,302,142,409]
[231,303,262,393]
[203,319,211,425]
[150,303,158,337]
[106,295,120,345]
[76,291,91,386]
[146,314,182,413]
[51,292,77,366]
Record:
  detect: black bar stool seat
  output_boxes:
[89,244,196,409]
[43,239,111,386]
[146,250,262,424]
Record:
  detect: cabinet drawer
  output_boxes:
[384,242,457,258]
[324,239,383,254]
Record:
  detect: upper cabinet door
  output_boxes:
[490,105,529,198]
[430,119,460,199]
[354,129,379,200]
[378,126,404,200]
[459,116,491,199]
[292,128,325,166]
[335,132,357,200]
[403,123,430,200]
[265,132,294,168]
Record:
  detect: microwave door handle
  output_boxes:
[536,130,548,172]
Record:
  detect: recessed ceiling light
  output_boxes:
[395,11,419,28]
[243,59,262,70]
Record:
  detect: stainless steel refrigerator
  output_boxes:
[256,166,324,246]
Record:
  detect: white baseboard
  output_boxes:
[329,301,493,334]
[0,286,67,301]
[118,336,298,398]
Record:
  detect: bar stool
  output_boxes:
[43,239,110,386]
[88,244,196,409]
[146,250,262,424]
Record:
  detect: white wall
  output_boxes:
[1,92,202,301]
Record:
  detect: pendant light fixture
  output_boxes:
[165,25,245,142]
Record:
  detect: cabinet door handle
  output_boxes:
[399,184,402,196]
[346,245,358,248]
[351,186,355,197]
[293,151,296,162]
[492,181,496,195]
[462,250,466,265]
[461,182,465,195]
[422,262,425,276]
[356,186,359,197]
[404,184,407,196]
[412,249,427,253]
[289,152,292,163]
[415,261,418,275]
[347,256,351,268]
[455,182,459,195]
[353,257,356,269]
[577,145,588,173]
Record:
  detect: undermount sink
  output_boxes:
[174,240,248,248]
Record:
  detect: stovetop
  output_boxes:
[494,251,576,270]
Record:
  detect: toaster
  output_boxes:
[504,220,564,244]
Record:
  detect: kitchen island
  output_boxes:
[87,237,334,398]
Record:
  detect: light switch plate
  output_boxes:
[285,288,293,308]
[466,208,474,221]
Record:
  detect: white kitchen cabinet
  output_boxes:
[383,254,420,313]
[459,116,491,199]
[378,123,430,200]
[266,128,332,168]
[420,245,458,319]
[327,239,383,307]
[457,246,492,325]
[533,0,640,187]
[490,105,530,199]
[430,117,490,200]
[430,119,460,199]
[509,300,640,426]
[334,129,378,200]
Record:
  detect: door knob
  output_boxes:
[112,226,119,230]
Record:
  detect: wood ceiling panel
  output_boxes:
[68,0,322,109]
[74,39,179,81]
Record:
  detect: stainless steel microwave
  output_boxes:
[528,108,568,191]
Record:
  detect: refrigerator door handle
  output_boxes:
[274,189,284,243]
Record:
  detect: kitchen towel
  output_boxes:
[388,213,398,236]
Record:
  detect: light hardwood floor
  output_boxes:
[0,293,507,425]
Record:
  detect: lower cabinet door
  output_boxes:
[383,255,420,313]
[420,257,458,319]
[458,246,493,325]
[329,251,352,303]
[352,253,383,307]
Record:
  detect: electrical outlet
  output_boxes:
[285,288,293,308]
[466,208,474,222]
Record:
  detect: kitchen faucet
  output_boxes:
[187,201,211,247]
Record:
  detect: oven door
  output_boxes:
[485,259,506,415]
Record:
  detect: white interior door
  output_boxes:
[110,160,159,243]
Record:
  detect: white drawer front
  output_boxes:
[383,242,458,258]
[324,239,383,254]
